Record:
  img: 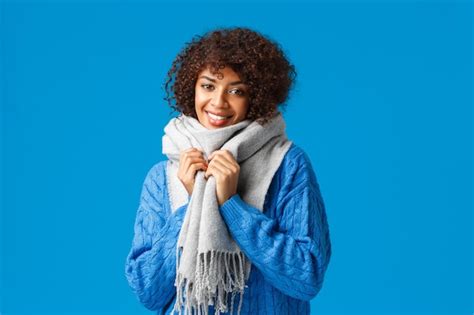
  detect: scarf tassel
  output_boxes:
[173,247,247,315]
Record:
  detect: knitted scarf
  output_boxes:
[162,112,292,315]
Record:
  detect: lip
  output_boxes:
[205,110,233,118]
[205,110,233,127]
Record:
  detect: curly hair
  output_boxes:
[163,27,297,125]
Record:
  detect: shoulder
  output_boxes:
[277,142,320,195]
[280,143,318,181]
[141,160,168,191]
[138,160,169,211]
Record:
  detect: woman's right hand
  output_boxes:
[177,148,208,196]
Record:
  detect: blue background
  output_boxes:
[1,0,472,314]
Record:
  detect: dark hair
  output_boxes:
[163,27,297,125]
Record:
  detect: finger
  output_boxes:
[210,154,238,172]
[184,156,208,173]
[210,158,235,175]
[179,154,204,173]
[208,159,232,181]
[204,164,212,179]
[180,148,195,165]
[204,162,219,179]
[187,162,208,177]
[185,149,204,155]
[209,150,237,166]
[205,163,224,180]
[208,150,224,160]
[182,150,204,160]
[185,147,203,153]
[181,148,197,163]
[185,156,207,166]
[182,149,205,162]
[183,152,206,164]
[181,148,204,160]
[220,149,237,162]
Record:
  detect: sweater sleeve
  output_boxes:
[219,151,332,301]
[124,162,187,311]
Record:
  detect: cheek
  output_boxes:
[238,102,249,117]
[194,93,207,109]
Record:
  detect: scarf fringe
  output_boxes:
[173,247,247,315]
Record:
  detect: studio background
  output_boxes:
[1,0,471,314]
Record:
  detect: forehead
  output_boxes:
[198,66,242,82]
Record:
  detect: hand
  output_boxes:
[204,150,240,206]
[177,148,208,196]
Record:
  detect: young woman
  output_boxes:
[125,27,332,315]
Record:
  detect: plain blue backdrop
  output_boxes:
[1,0,472,314]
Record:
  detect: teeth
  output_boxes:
[207,112,230,120]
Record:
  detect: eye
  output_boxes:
[201,84,214,91]
[229,89,245,96]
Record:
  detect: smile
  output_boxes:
[205,111,233,126]
[206,111,232,120]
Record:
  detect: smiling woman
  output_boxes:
[163,27,296,126]
[124,27,332,315]
[195,66,250,129]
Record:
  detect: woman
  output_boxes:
[125,27,332,315]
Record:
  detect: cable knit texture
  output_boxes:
[125,143,332,314]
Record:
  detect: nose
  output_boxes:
[210,88,229,109]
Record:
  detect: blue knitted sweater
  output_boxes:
[125,143,332,314]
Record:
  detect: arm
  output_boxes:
[219,153,332,301]
[124,163,187,311]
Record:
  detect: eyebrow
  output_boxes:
[199,75,246,86]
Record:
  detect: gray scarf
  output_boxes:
[162,112,292,315]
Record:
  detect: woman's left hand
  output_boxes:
[204,149,240,206]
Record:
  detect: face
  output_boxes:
[194,66,250,129]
